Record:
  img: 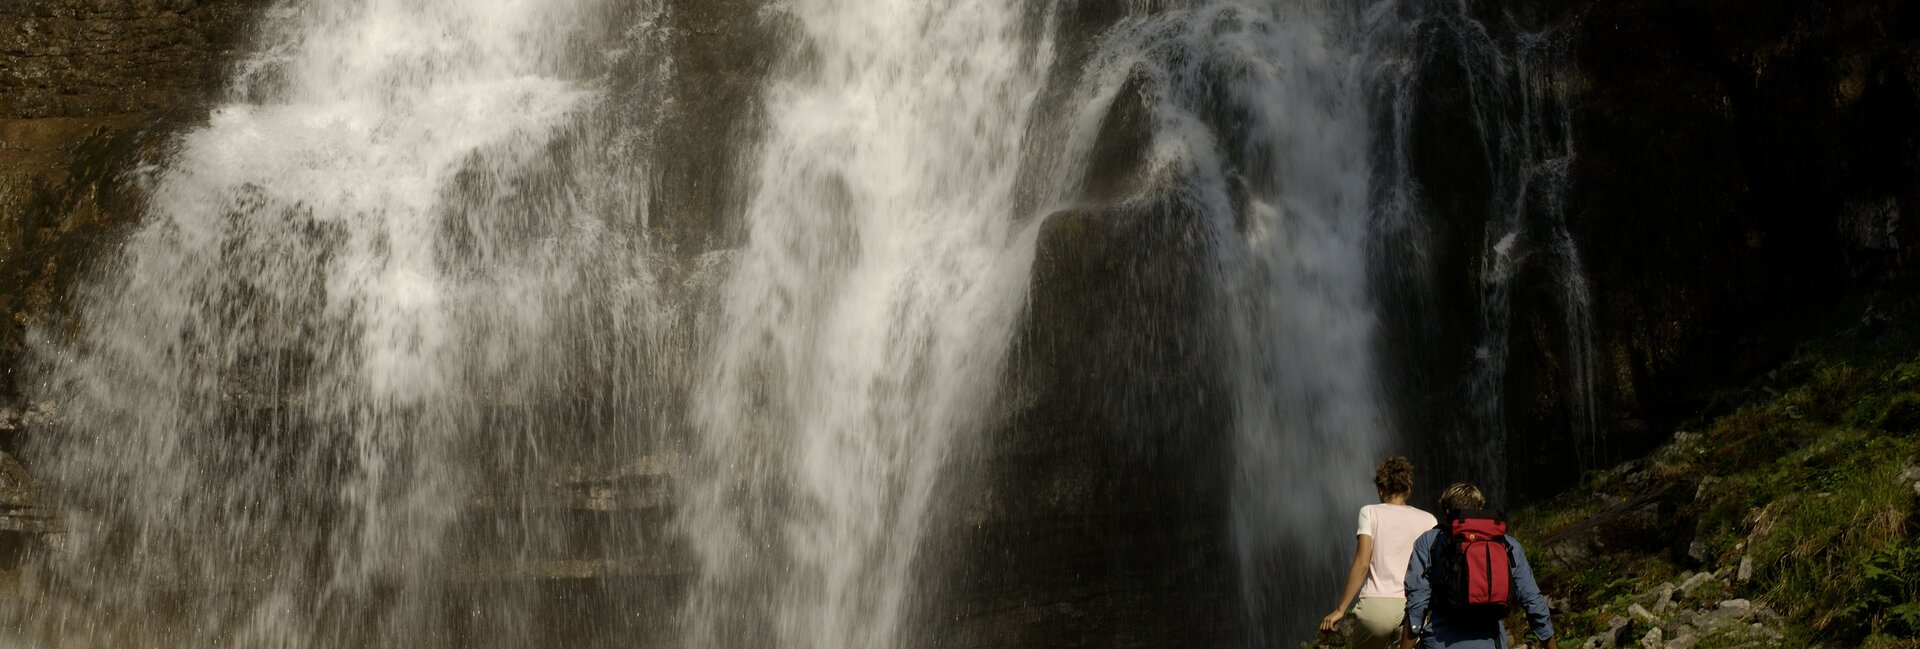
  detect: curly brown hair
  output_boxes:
[1373,456,1414,497]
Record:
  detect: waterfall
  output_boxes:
[1373,4,1597,499]
[1193,4,1389,643]
[1060,1,1391,643]
[677,1,1060,648]
[1,0,1612,647]
[11,0,681,646]
[1061,0,1602,641]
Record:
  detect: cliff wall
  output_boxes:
[0,0,264,408]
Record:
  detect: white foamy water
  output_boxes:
[678,1,1061,648]
[13,0,654,646]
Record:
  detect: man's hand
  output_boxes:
[1543,636,1559,649]
[1400,633,1417,649]
[1318,610,1344,633]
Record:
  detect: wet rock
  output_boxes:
[1075,68,1158,205]
[0,449,55,572]
[643,0,778,257]
[1,0,268,402]
[946,164,1234,646]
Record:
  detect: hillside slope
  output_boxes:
[1523,274,1920,648]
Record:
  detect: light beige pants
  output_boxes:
[1349,596,1406,649]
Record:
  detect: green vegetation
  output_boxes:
[1522,284,1920,647]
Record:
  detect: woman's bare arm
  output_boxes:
[1319,534,1374,632]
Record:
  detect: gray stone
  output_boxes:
[1687,538,1708,562]
[1678,571,1713,595]
[1628,602,1659,624]
[1606,617,1634,647]
[1637,626,1663,649]
[1736,555,1753,582]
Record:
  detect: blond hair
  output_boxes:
[1440,482,1485,512]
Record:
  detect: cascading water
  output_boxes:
[1198,4,1389,644]
[1372,4,1598,499]
[9,0,684,646]
[1063,1,1393,644]
[0,0,1611,647]
[678,1,1061,648]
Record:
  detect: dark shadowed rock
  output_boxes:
[930,43,1238,643]
[1555,0,1920,491]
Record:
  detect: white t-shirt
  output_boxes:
[1356,503,1438,599]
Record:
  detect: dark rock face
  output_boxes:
[935,199,1236,648]
[1571,1,1920,405]
[0,0,261,118]
[0,0,266,406]
[1375,0,1920,502]
[892,38,1252,640]
[644,0,778,257]
[940,95,1237,649]
[1526,0,1919,497]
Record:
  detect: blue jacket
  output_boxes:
[1403,529,1555,649]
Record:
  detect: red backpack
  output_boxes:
[1430,509,1514,621]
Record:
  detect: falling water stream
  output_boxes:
[10,0,680,646]
[678,1,1060,647]
[4,0,1602,647]
[1097,2,1390,642]
[1374,4,1598,499]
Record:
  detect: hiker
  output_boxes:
[1403,483,1557,649]
[1319,457,1438,649]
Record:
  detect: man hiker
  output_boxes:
[1401,483,1558,649]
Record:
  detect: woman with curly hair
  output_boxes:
[1319,456,1437,649]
